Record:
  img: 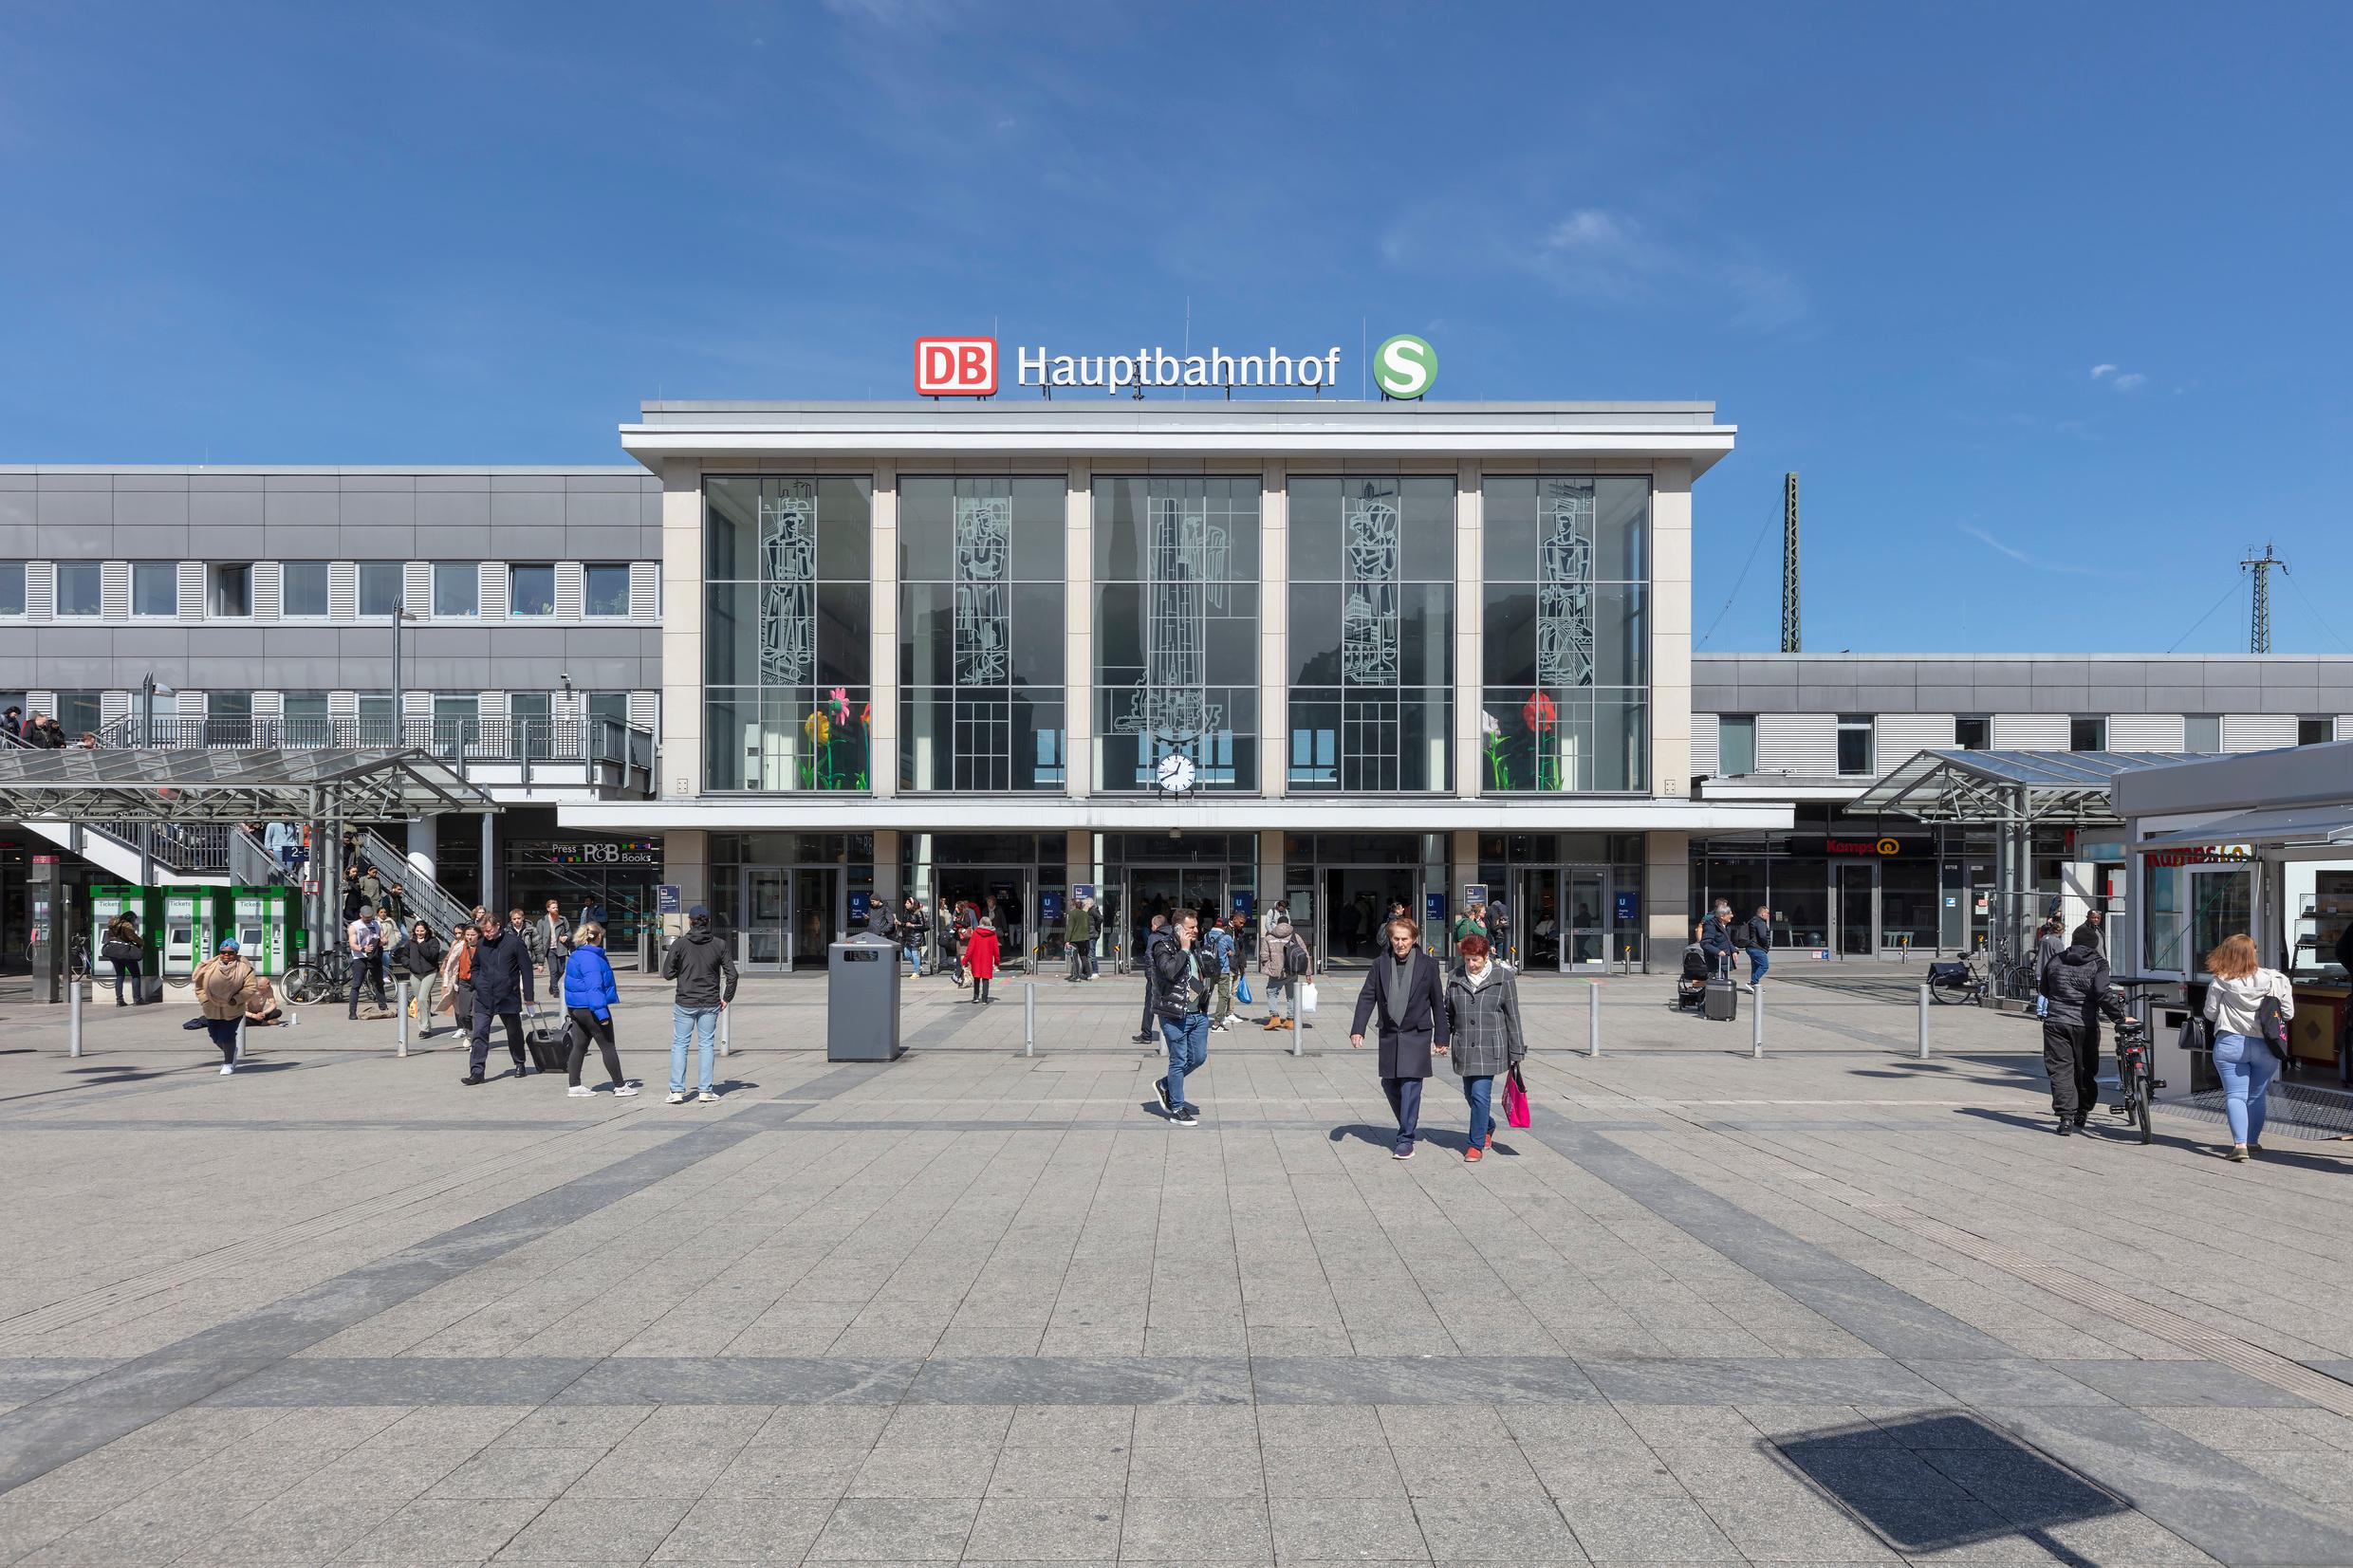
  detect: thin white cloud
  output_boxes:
[1958,524,2105,574]
[2110,372,2147,391]
[2090,363,2118,378]
[1387,204,1807,332]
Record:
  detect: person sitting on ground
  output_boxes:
[243,973,284,1026]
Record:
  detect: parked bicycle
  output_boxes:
[2112,1012,2158,1144]
[1926,950,1989,1005]
[280,949,352,1005]
[23,932,91,981]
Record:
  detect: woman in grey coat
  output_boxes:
[1443,934,1526,1162]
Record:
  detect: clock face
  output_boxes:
[1157,752,1196,792]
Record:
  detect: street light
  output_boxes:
[137,672,177,747]
[389,607,414,747]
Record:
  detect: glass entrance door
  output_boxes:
[935,867,1033,973]
[1516,869,1561,971]
[791,868,837,972]
[1838,863,1876,956]
[745,868,787,970]
[1124,866,1224,968]
[1566,870,1607,968]
[1319,867,1419,968]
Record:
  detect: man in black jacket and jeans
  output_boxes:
[2038,934,2130,1134]
[461,913,532,1085]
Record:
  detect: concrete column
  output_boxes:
[1065,461,1094,798]
[1257,827,1287,922]
[405,814,437,885]
[663,827,710,939]
[1449,828,1478,917]
[1650,461,1694,802]
[658,459,704,800]
[1454,462,1482,800]
[870,465,899,798]
[1065,829,1092,892]
[1260,461,1287,799]
[1646,830,1691,971]
[874,828,900,901]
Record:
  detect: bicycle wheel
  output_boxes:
[283,962,331,1005]
[1928,977,1967,1005]
[2136,1064,2154,1144]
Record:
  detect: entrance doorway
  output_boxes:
[1123,866,1226,967]
[934,867,1033,974]
[1838,862,1875,957]
[1319,867,1419,968]
[1511,867,1640,971]
[738,866,842,972]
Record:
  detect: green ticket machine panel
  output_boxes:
[231,885,299,975]
[160,887,226,979]
[90,885,163,1000]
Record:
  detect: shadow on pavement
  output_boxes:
[1774,1411,2121,1567]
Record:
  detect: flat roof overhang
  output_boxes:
[620,400,1735,475]
[558,797,1792,834]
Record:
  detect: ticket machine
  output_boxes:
[89,885,163,1001]
[230,885,298,975]
[160,886,224,980]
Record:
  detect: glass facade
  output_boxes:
[1287,476,1452,792]
[899,476,1065,791]
[1093,475,1258,791]
[1480,476,1650,793]
[704,476,873,791]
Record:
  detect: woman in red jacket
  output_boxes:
[965,917,1001,1005]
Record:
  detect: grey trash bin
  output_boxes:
[827,933,904,1061]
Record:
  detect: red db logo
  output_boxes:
[915,337,997,396]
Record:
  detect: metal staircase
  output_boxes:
[356,828,475,938]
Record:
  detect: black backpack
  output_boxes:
[1285,935,1311,976]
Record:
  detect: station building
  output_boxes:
[9,397,2353,980]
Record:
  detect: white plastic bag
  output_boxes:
[1299,982,1319,1014]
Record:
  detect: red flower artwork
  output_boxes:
[1522,692,1557,731]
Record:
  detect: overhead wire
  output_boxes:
[2165,577,2247,654]
[2283,568,2351,653]
[1695,512,1777,650]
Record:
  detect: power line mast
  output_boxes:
[2240,543,2288,653]
[1779,472,1801,654]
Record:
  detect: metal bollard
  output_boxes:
[396,980,410,1057]
[235,1014,247,1064]
[1024,981,1035,1057]
[1751,983,1764,1060]
[1291,992,1303,1058]
[1918,983,1930,1059]
[68,974,83,1058]
[1588,982,1601,1058]
[718,1005,732,1057]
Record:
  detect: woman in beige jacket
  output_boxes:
[192,938,262,1075]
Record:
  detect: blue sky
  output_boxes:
[3,1,2347,655]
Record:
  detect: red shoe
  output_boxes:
[1465,1145,1484,1163]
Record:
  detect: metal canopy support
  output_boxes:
[0,746,492,825]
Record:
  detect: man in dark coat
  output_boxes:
[2037,934,2130,1134]
[1699,909,1738,980]
[1133,913,1170,1044]
[461,913,532,1085]
[1350,916,1452,1159]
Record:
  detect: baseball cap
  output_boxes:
[687,904,710,919]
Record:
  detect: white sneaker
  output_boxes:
[697,1090,718,1103]
[667,1091,688,1104]
[566,1085,592,1098]
[218,1063,234,1075]
[612,1083,639,1098]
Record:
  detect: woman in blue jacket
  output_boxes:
[561,922,638,1098]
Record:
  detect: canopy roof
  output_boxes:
[1851,748,2216,827]
[2131,804,2353,852]
[0,746,492,823]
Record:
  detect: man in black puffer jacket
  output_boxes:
[1148,911,1214,1126]
[2038,935,2130,1134]
[462,913,532,1085]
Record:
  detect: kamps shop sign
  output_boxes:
[916,334,1437,398]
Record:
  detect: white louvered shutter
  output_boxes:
[479,561,509,621]
[251,692,284,722]
[399,690,430,747]
[26,562,53,620]
[253,562,283,621]
[1756,712,1836,774]
[1873,714,1956,775]
[554,562,584,619]
[1689,714,1720,777]
[178,690,207,718]
[629,561,658,618]
[1992,713,2067,748]
[101,562,130,620]
[329,563,358,622]
[626,691,656,729]
[178,561,204,622]
[101,692,130,729]
[27,692,55,719]
[2107,713,2186,750]
[403,561,431,617]
[2224,714,2296,752]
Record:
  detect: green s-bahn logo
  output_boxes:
[1373,334,1436,399]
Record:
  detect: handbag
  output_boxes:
[1299,982,1319,1014]
[2255,994,2290,1059]
[102,939,140,966]
[1235,974,1252,1005]
[1504,1063,1532,1129]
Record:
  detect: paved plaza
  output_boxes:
[5,969,2353,1567]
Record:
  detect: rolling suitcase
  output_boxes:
[526,1008,571,1072]
[1703,955,1739,1023]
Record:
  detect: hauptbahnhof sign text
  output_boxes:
[915,334,1436,398]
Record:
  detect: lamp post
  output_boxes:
[390,608,412,747]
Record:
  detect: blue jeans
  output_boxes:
[1746,947,1769,984]
[1462,1075,1493,1150]
[901,942,922,974]
[1382,1076,1424,1152]
[1159,1012,1209,1109]
[671,1005,719,1095]
[2213,1031,2277,1145]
